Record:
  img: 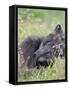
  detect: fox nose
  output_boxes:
[34,51,40,57]
[33,51,39,57]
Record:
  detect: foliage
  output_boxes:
[18,57,65,82]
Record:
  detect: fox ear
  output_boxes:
[55,24,61,30]
[54,24,63,34]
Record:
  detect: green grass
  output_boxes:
[18,8,65,82]
[18,57,65,82]
[18,8,65,43]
